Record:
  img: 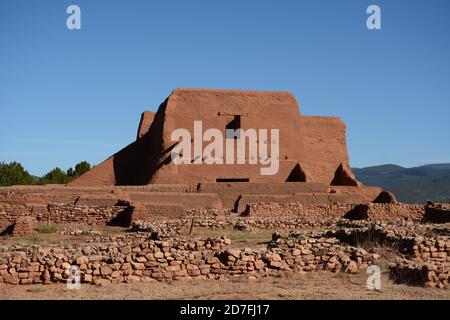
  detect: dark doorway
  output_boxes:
[216,178,249,182]
[286,164,307,182]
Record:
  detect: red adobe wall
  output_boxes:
[136,111,155,139]
[69,89,358,187]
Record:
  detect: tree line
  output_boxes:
[0,161,91,186]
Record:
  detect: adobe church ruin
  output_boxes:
[0,89,391,230]
[64,88,387,211]
[70,88,368,188]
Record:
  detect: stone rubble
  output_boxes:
[0,203,448,289]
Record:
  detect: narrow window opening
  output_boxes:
[216,178,249,182]
[225,115,241,139]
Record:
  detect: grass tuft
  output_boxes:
[34,224,58,234]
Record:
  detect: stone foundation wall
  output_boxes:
[246,203,351,218]
[0,216,448,288]
[327,224,450,264]
[11,217,35,237]
[0,204,129,232]
[327,221,450,288]
[46,204,129,225]
[410,236,449,263]
[0,201,433,235]
[423,203,450,223]
[245,203,424,221]
[128,192,223,210]
[0,232,381,286]
[0,204,33,230]
[389,261,449,289]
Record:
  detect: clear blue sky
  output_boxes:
[1,0,449,176]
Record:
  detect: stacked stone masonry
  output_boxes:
[0,231,382,286]
[245,203,424,221]
[0,194,449,288]
[0,204,128,232]
[0,202,428,234]
[423,202,450,224]
[0,217,448,287]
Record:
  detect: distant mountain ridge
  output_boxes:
[353,163,450,204]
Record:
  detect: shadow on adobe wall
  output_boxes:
[112,99,169,185]
[0,224,14,237]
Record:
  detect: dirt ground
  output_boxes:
[0,271,448,300]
